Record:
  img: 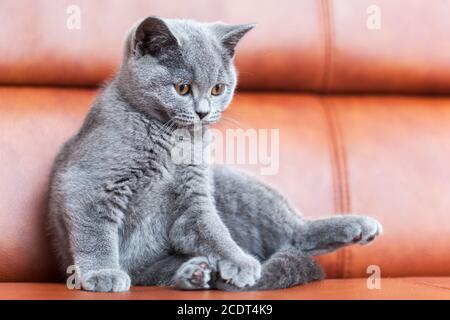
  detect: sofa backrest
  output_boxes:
[1,0,450,93]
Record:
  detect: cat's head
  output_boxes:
[118,17,254,127]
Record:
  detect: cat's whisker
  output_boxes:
[220,116,243,129]
[222,115,245,123]
[166,120,178,134]
[156,119,175,136]
[222,115,242,126]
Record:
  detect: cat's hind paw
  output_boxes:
[174,256,213,290]
[343,216,383,245]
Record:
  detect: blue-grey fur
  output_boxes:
[47,17,382,292]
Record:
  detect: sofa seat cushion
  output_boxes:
[0,278,449,300]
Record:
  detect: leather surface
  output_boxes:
[0,87,93,281]
[324,96,450,278]
[325,0,450,93]
[0,278,449,300]
[0,0,323,91]
[1,87,450,282]
[1,0,450,93]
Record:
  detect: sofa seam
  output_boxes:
[320,97,341,278]
[320,97,352,278]
[320,0,335,92]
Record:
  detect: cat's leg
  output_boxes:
[295,215,383,256]
[213,166,382,258]
[213,166,309,259]
[169,206,261,289]
[130,255,189,286]
[169,165,261,289]
[66,215,131,292]
[130,255,217,290]
[216,247,323,291]
[174,256,217,290]
[161,250,322,292]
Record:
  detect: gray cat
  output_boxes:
[47,17,382,292]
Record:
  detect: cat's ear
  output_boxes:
[212,23,256,58]
[131,16,179,57]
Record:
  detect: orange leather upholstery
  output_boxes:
[0,0,450,299]
[1,278,449,300]
[2,0,450,93]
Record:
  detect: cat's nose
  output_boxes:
[196,99,210,120]
[196,111,209,120]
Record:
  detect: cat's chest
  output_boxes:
[119,209,171,271]
[126,164,204,218]
[117,161,210,270]
[118,181,174,268]
[120,159,209,233]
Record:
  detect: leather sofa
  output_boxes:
[1,0,449,299]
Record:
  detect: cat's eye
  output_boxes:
[211,84,225,96]
[175,84,191,96]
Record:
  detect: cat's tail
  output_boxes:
[216,247,324,291]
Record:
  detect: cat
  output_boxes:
[47,16,382,292]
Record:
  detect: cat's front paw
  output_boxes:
[81,268,131,292]
[342,216,383,245]
[218,254,261,288]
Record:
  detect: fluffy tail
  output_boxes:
[216,247,324,291]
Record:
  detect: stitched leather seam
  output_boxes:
[321,97,352,278]
[320,0,334,92]
[334,103,352,279]
[321,98,341,278]
[318,0,327,92]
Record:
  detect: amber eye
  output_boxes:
[211,84,225,96]
[175,84,191,96]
